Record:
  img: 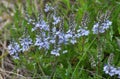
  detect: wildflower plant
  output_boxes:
[4,0,120,79]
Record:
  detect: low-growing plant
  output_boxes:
[1,0,120,79]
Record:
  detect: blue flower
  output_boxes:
[92,20,112,34]
[52,15,61,25]
[70,38,77,44]
[32,20,49,31]
[44,4,54,12]
[51,47,61,56]
[103,64,120,78]
[35,35,43,49]
[76,28,89,37]
[19,36,32,52]
[35,35,50,50]
[8,42,20,59]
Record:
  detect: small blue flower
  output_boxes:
[42,37,50,49]
[92,20,112,34]
[103,64,120,77]
[32,20,49,31]
[51,47,61,56]
[70,38,77,44]
[76,28,89,37]
[49,38,56,44]
[52,15,61,25]
[44,4,54,12]
[92,23,105,34]
[8,42,20,59]
[58,32,65,44]
[35,35,50,50]
[35,35,43,49]
[19,36,32,52]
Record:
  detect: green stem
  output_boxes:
[37,62,46,77]
[71,37,96,78]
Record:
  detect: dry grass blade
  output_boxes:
[0,68,31,79]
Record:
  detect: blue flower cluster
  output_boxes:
[8,42,20,59]
[35,34,50,50]
[92,20,112,34]
[7,4,112,58]
[32,20,49,31]
[8,36,32,59]
[103,64,120,78]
